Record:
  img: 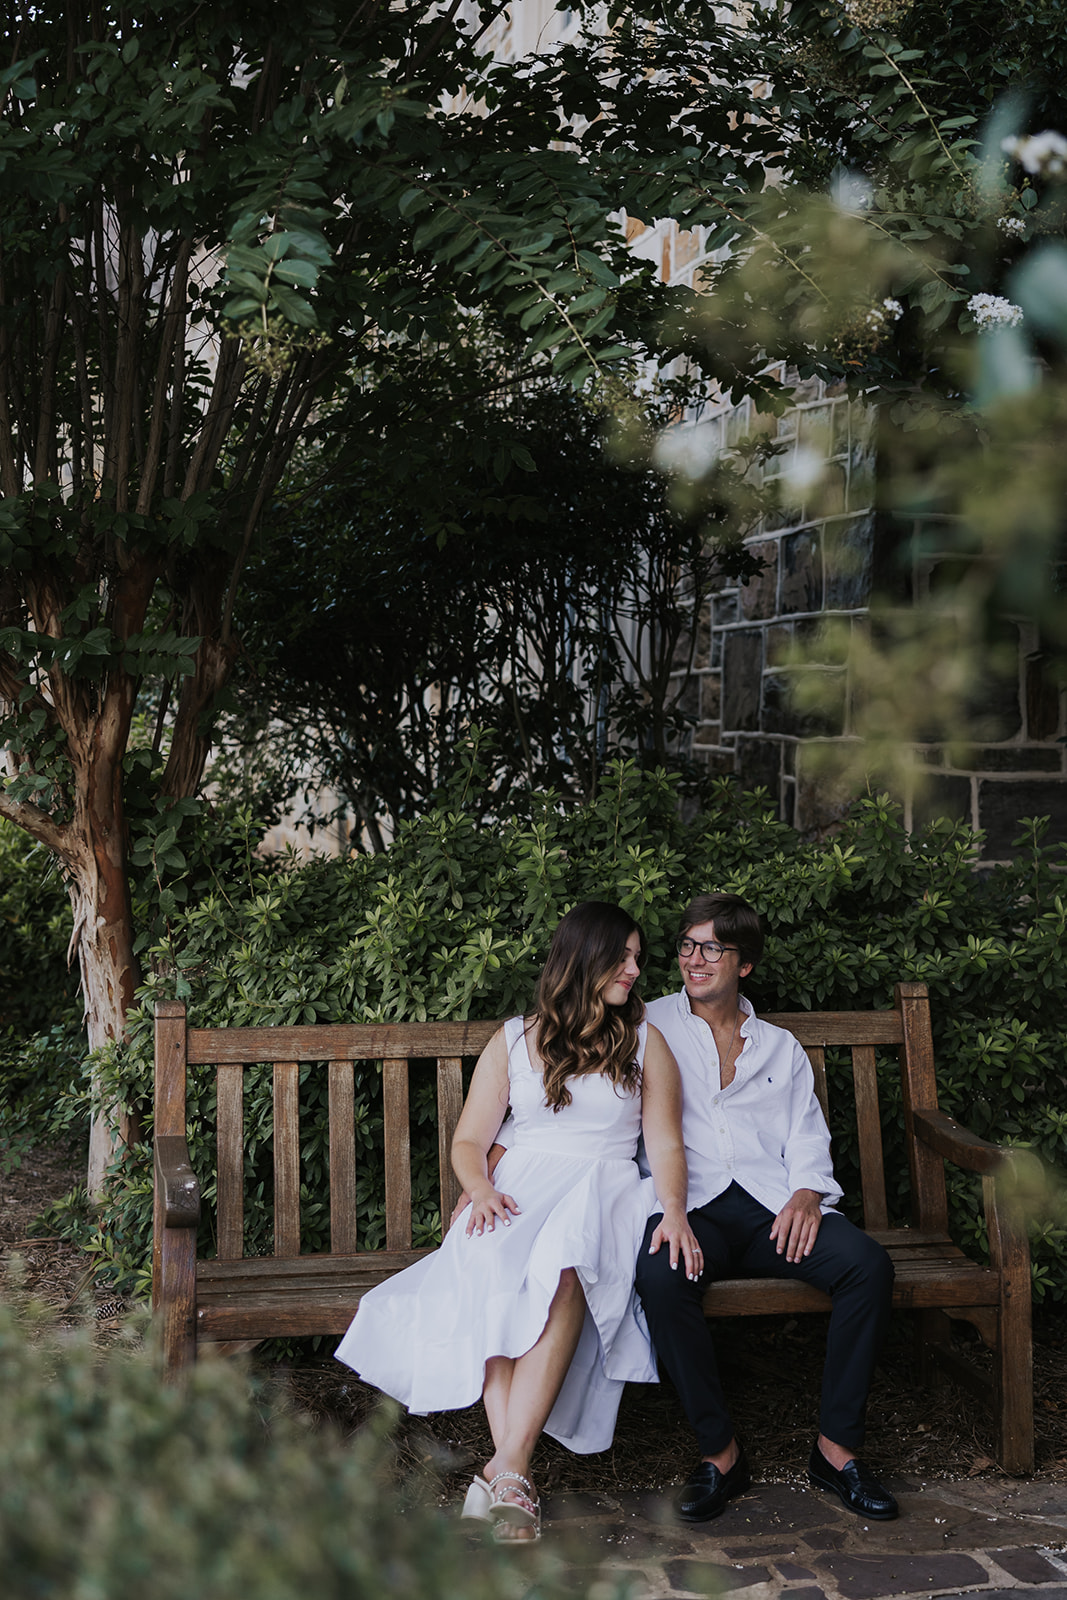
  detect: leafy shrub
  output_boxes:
[0,1293,629,1600]
[87,759,1067,1301]
[0,819,86,1167]
[0,818,78,1037]
[0,1020,89,1172]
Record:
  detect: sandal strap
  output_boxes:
[488,1471,539,1511]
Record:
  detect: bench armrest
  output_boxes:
[911,1108,1007,1174]
[155,1135,201,1228]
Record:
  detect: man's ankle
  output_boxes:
[817,1434,855,1471]
[702,1438,740,1473]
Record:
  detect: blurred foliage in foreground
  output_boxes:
[0,1291,636,1600]
[646,0,1067,787]
[50,754,1066,1305]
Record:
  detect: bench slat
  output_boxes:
[436,1057,464,1229]
[762,1012,904,1046]
[803,1045,828,1123]
[329,1061,358,1255]
[187,1021,500,1064]
[216,1064,245,1260]
[383,1060,411,1250]
[274,1063,301,1257]
[853,1044,889,1230]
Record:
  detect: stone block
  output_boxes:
[739,540,779,620]
[1026,651,1062,739]
[807,459,847,519]
[736,735,784,802]
[703,749,739,776]
[847,450,876,512]
[692,605,713,671]
[824,513,874,610]
[762,501,805,533]
[967,664,1022,742]
[675,676,700,718]
[780,530,823,614]
[798,404,832,452]
[912,774,973,830]
[986,1548,1066,1583]
[819,1551,987,1598]
[763,667,847,738]
[700,675,721,720]
[721,629,764,730]
[766,622,795,666]
[790,614,852,665]
[831,400,850,457]
[726,402,752,444]
[693,721,721,745]
[969,745,1063,773]
[978,778,1067,856]
[714,592,739,629]
[666,1561,773,1593]
[794,742,863,836]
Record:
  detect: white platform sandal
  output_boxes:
[460,1474,492,1522]
[487,1471,541,1541]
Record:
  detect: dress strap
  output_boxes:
[502,1015,534,1082]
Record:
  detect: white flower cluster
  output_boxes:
[997,215,1027,237]
[866,296,904,330]
[967,292,1024,330]
[1002,130,1067,178]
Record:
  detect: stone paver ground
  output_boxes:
[538,1474,1067,1599]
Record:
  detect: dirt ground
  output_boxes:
[3,1141,1065,1500]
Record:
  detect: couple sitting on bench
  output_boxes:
[336,892,897,1541]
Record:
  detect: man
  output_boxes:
[637,891,897,1523]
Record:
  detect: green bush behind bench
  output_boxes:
[63,758,1067,1304]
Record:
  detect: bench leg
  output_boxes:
[157,1224,197,1375]
[986,1172,1034,1476]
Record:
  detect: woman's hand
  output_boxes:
[647,1203,704,1282]
[464,1182,521,1237]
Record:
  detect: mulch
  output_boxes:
[4,1140,1066,1498]
[280,1305,1067,1503]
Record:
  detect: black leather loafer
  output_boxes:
[674,1451,752,1522]
[808,1443,899,1520]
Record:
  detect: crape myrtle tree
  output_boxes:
[0,0,787,1189]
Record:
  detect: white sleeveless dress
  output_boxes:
[334,1015,659,1452]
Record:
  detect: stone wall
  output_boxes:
[631,217,1067,861]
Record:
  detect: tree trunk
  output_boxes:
[62,663,143,1198]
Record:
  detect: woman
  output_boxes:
[334,901,699,1541]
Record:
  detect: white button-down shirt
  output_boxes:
[642,989,843,1217]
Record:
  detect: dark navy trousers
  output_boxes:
[635,1182,894,1456]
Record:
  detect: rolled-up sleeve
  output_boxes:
[782,1040,843,1207]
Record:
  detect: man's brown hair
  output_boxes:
[678,892,764,970]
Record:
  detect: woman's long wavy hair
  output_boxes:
[529,901,646,1112]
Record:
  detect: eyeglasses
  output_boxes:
[676,937,738,963]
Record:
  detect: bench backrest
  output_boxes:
[153,982,944,1260]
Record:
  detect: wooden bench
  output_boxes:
[152,981,1034,1473]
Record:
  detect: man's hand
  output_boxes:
[769,1189,823,1262]
[448,1141,507,1231]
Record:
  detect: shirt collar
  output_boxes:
[676,988,756,1026]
